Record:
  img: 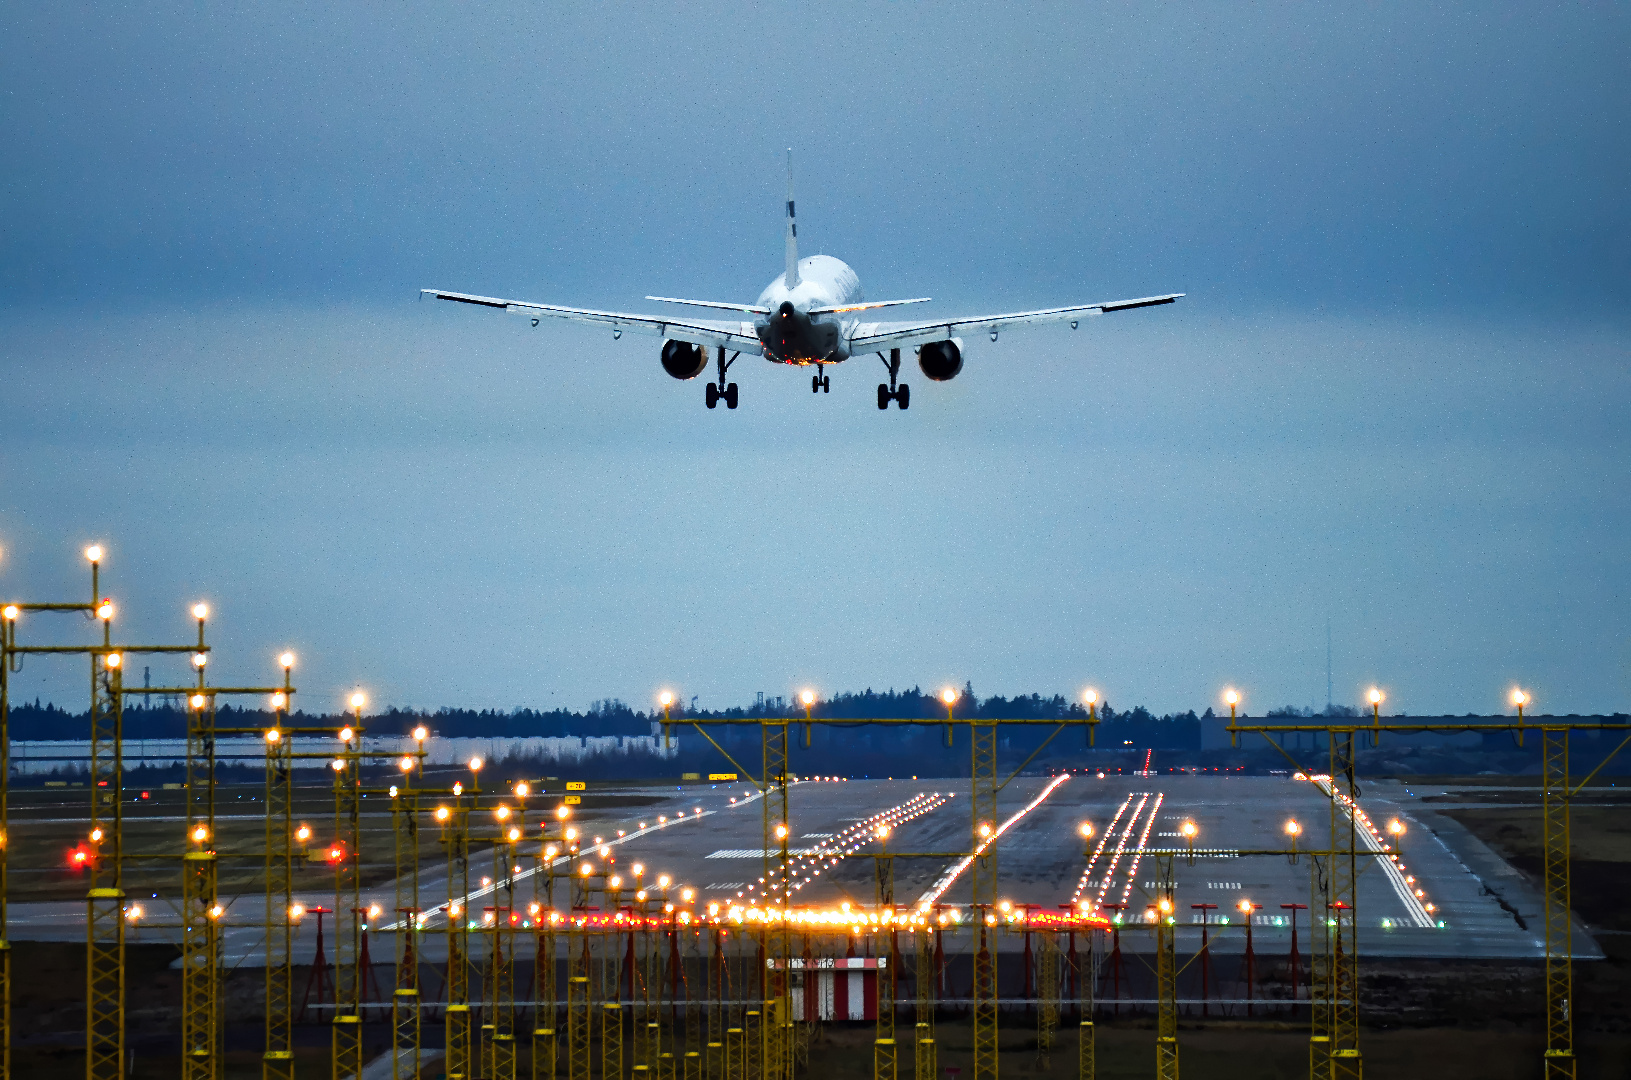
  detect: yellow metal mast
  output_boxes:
[332,696,365,1080]
[912,917,935,1080]
[86,582,126,1080]
[180,675,221,1080]
[444,781,474,1080]
[1327,729,1362,1080]
[1035,933,1058,1071]
[391,739,424,1080]
[970,714,999,1080]
[1153,853,1178,1080]
[1541,721,1575,1078]
[874,835,896,1080]
[263,672,296,1080]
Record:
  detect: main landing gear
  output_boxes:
[706,345,739,410]
[876,348,909,410]
[811,368,830,393]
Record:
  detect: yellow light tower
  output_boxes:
[1077,821,1097,1080]
[181,678,222,1080]
[332,693,367,1080]
[393,743,426,1080]
[1153,857,1178,1080]
[1524,687,1577,1079]
[874,825,897,1080]
[263,654,297,1080]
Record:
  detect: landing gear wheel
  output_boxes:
[896,383,910,410]
[724,382,738,409]
[878,383,890,410]
[821,375,830,393]
[812,374,821,394]
[706,383,719,409]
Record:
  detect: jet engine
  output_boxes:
[661,340,707,380]
[917,338,964,381]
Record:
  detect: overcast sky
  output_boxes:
[2,2,1627,717]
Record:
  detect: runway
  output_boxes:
[7,774,1592,966]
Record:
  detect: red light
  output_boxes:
[140,791,150,799]
[97,781,108,787]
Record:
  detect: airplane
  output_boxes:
[421,153,1182,411]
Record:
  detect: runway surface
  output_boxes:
[8,774,1593,965]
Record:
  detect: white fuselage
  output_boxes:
[754,254,864,365]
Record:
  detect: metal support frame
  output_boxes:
[181,682,221,1080]
[970,718,999,1080]
[332,712,364,1080]
[447,794,474,1080]
[393,782,422,1080]
[761,718,792,1080]
[87,649,126,1080]
[913,920,935,1080]
[1326,731,1362,1079]
[1035,932,1058,1069]
[874,847,896,1080]
[264,703,295,1080]
[1542,728,1575,1079]
[1153,853,1178,1080]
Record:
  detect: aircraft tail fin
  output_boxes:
[784,149,800,289]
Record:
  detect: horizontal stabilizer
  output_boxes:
[647,296,770,314]
[808,298,932,315]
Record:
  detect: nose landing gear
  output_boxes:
[876,348,909,410]
[706,346,739,409]
[811,369,830,393]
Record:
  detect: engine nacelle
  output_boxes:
[661,340,707,380]
[917,338,964,382]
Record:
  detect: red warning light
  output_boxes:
[68,844,95,869]
[140,791,150,799]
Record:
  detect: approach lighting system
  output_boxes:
[1511,688,1529,707]
[270,693,287,709]
[941,687,957,705]
[280,652,296,669]
[349,692,366,710]
[331,759,345,772]
[1224,688,1239,707]
[1368,687,1384,705]
[413,725,428,741]
[435,807,450,822]
[97,600,115,621]
[192,652,207,668]
[469,757,483,771]
[801,690,815,706]
[85,545,103,563]
[192,603,208,620]
[265,728,281,743]
[399,756,414,772]
[2,606,16,622]
[339,726,355,742]
[190,694,207,710]
[659,691,674,707]
[1079,821,1095,839]
[105,652,121,669]
[514,782,529,798]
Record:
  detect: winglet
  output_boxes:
[785,149,800,290]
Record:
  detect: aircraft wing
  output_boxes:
[846,293,1183,351]
[421,289,764,356]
